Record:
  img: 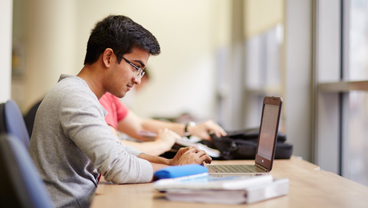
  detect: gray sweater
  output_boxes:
[29,75,153,208]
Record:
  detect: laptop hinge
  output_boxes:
[255,164,269,172]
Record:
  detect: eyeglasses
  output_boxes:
[114,51,145,79]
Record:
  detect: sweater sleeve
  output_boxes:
[60,93,153,183]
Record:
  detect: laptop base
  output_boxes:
[206,164,269,177]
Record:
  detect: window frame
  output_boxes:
[314,0,368,178]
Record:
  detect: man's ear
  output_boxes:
[102,48,114,68]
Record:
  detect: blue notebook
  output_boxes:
[154,164,208,180]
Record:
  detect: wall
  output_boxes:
[244,0,284,38]
[21,0,224,122]
[0,0,13,103]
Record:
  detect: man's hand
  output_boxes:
[189,120,227,140]
[170,146,212,165]
[154,128,180,151]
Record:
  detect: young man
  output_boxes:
[99,92,227,156]
[29,15,214,208]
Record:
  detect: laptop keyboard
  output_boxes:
[209,165,266,173]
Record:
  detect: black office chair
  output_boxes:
[0,134,54,208]
[0,103,6,133]
[24,100,42,138]
[0,100,30,149]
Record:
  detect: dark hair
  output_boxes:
[84,15,160,65]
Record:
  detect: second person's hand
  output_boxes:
[155,128,180,152]
[188,120,227,140]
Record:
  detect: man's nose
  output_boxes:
[133,76,142,85]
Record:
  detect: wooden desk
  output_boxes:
[90,157,368,208]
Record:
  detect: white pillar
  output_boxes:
[24,0,76,111]
[285,0,313,161]
[0,0,13,103]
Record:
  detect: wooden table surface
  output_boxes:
[90,156,368,208]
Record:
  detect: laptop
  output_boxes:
[206,96,283,176]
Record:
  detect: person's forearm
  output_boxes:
[141,119,186,136]
[138,153,171,165]
[150,163,169,174]
[120,140,171,156]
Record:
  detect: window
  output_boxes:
[245,24,283,128]
[315,0,368,186]
[342,0,368,186]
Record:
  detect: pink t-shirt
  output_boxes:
[99,92,129,130]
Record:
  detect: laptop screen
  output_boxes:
[257,104,280,160]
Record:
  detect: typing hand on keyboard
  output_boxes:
[170,146,212,166]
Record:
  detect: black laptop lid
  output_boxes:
[255,96,283,171]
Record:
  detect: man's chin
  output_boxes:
[110,91,127,98]
[118,92,127,98]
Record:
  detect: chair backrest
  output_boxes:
[3,100,30,148]
[0,134,54,208]
[0,103,6,133]
[24,100,42,137]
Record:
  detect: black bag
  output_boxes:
[203,128,293,160]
